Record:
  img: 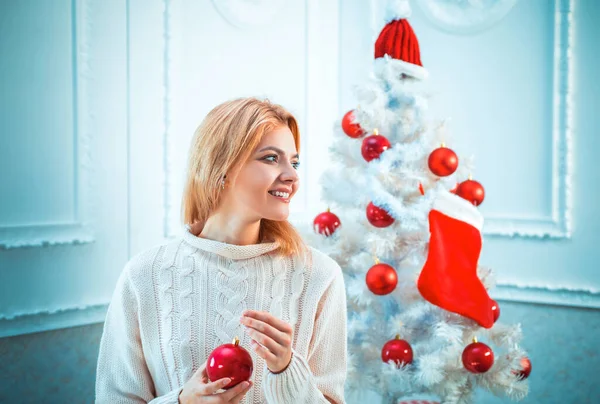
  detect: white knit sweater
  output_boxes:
[95,226,348,403]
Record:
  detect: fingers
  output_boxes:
[192,361,207,380]
[222,380,253,403]
[242,310,293,335]
[248,339,277,363]
[245,327,284,356]
[197,377,232,395]
[241,315,290,348]
[200,362,209,384]
[192,360,209,384]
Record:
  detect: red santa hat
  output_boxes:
[374,0,428,80]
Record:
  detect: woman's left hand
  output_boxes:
[240,310,293,374]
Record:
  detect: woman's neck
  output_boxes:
[194,214,262,246]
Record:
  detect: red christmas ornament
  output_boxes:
[428,145,458,177]
[366,201,395,228]
[513,357,532,380]
[341,110,365,138]
[462,337,494,373]
[207,337,253,389]
[491,299,500,323]
[313,208,341,236]
[456,178,485,206]
[449,182,459,194]
[361,129,391,162]
[366,260,398,295]
[381,335,413,367]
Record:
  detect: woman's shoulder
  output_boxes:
[121,238,184,285]
[299,245,343,286]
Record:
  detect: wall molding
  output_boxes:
[0,303,108,339]
[494,283,600,309]
[479,0,574,239]
[210,0,286,29]
[0,223,95,249]
[0,0,95,249]
[162,0,176,239]
[483,0,574,239]
[162,0,340,238]
[304,0,340,216]
[369,0,574,240]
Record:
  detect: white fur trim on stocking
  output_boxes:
[374,54,429,80]
[432,191,484,232]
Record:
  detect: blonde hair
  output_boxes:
[182,97,308,258]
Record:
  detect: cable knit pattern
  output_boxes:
[158,242,180,389]
[95,225,348,404]
[288,257,306,327]
[215,257,250,345]
[269,256,286,319]
[178,250,196,380]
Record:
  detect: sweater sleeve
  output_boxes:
[262,264,348,404]
[95,263,183,404]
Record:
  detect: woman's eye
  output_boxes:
[263,155,300,169]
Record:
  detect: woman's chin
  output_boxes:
[263,209,289,222]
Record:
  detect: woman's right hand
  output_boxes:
[178,360,253,403]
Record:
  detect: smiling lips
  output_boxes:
[268,190,291,203]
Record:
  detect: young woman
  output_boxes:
[95,97,348,403]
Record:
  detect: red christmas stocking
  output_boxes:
[417,191,495,328]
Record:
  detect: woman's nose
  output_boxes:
[281,163,299,182]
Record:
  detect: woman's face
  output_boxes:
[224,125,300,222]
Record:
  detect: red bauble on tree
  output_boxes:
[456,177,485,206]
[366,201,395,228]
[491,299,500,323]
[381,335,413,367]
[361,129,391,162]
[462,337,494,373]
[513,357,532,380]
[207,337,253,389]
[449,182,459,194]
[341,110,365,138]
[366,259,398,295]
[313,208,341,236]
[428,144,458,177]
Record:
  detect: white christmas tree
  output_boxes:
[300,1,531,403]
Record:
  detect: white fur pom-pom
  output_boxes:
[384,0,412,23]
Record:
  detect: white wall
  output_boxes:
[0,0,129,337]
[0,0,342,337]
[127,0,340,255]
[1,0,599,402]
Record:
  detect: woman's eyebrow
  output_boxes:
[257,146,299,159]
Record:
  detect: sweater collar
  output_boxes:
[182,224,280,260]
